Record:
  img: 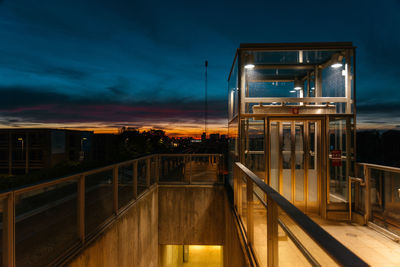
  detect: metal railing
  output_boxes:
[0,153,223,267]
[352,163,400,235]
[234,162,368,267]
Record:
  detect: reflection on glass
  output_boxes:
[295,123,304,202]
[282,123,292,201]
[308,122,318,203]
[270,122,279,191]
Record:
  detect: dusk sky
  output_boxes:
[1,0,399,136]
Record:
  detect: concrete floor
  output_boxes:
[251,208,400,266]
[311,215,400,267]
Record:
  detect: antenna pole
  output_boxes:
[205,60,208,136]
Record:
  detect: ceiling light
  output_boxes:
[290,90,296,93]
[244,64,255,69]
[244,53,255,70]
[331,63,343,68]
[294,79,303,90]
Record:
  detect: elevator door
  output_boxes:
[269,120,320,214]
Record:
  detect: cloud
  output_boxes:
[0,85,227,126]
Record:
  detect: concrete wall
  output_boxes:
[67,186,158,267]
[67,185,248,267]
[158,185,225,245]
[158,185,248,266]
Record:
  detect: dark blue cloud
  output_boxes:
[0,0,399,129]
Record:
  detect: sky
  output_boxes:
[0,0,399,136]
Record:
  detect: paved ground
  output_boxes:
[311,215,400,267]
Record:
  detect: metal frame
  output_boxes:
[234,162,368,267]
[0,153,223,267]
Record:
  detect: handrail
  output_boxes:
[0,153,223,267]
[235,162,368,267]
[357,162,400,174]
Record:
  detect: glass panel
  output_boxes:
[370,168,400,235]
[118,163,134,209]
[150,157,157,185]
[85,170,114,236]
[295,123,304,202]
[252,193,267,267]
[15,181,79,267]
[282,123,292,201]
[159,156,187,183]
[244,119,265,179]
[228,57,238,120]
[278,209,339,266]
[239,175,247,231]
[239,48,354,115]
[137,159,147,195]
[0,198,3,265]
[190,155,219,183]
[329,118,349,202]
[270,122,279,191]
[308,122,318,202]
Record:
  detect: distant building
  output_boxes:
[201,132,207,142]
[209,133,220,141]
[0,129,93,175]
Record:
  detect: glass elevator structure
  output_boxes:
[228,43,356,219]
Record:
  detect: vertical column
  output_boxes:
[113,166,119,214]
[265,118,270,184]
[133,161,138,199]
[267,196,278,267]
[25,133,29,174]
[189,155,192,184]
[345,50,352,113]
[247,179,254,247]
[155,155,159,183]
[364,166,371,223]
[233,165,238,210]
[8,132,12,176]
[3,193,15,267]
[146,158,151,187]
[77,175,85,244]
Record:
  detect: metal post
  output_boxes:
[189,155,192,184]
[25,133,29,174]
[77,175,85,244]
[155,155,159,183]
[267,196,278,267]
[234,165,238,210]
[247,179,254,246]
[364,166,371,223]
[8,132,12,176]
[146,158,151,187]
[113,166,118,214]
[133,161,138,199]
[3,193,15,267]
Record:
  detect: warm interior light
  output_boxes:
[294,79,302,90]
[331,63,343,68]
[244,64,255,69]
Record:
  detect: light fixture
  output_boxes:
[331,63,343,68]
[290,90,296,93]
[244,64,255,69]
[311,87,315,90]
[294,79,303,90]
[331,54,343,68]
[244,53,255,70]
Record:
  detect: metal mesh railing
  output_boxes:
[234,162,368,267]
[0,153,223,267]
